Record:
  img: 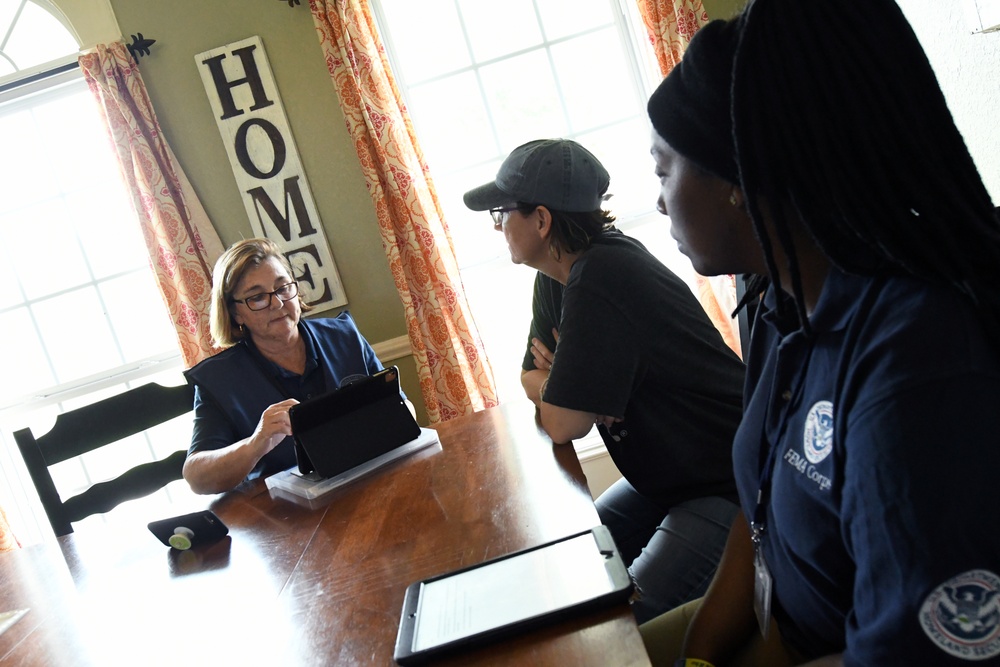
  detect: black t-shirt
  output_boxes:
[542,233,745,507]
[522,272,564,371]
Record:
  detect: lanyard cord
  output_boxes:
[750,333,817,547]
[751,431,783,549]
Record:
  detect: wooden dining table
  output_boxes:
[0,400,651,666]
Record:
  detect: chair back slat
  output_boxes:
[32,383,195,465]
[62,450,187,523]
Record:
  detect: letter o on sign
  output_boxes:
[234,118,287,179]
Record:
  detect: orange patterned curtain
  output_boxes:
[79,43,225,368]
[637,0,710,74]
[309,0,498,423]
[637,1,742,357]
[0,506,19,552]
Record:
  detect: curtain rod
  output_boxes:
[0,33,156,97]
[0,60,78,96]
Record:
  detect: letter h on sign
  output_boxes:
[196,36,346,310]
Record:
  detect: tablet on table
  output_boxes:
[393,525,632,664]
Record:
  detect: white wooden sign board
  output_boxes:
[196,36,346,310]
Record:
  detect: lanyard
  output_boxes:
[751,332,814,549]
[751,434,781,549]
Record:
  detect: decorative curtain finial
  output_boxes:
[126,33,156,62]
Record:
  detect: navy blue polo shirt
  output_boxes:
[187,313,387,480]
[245,322,327,403]
[734,269,1000,665]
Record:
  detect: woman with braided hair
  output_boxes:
[640,2,1000,666]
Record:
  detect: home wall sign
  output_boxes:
[196,36,346,310]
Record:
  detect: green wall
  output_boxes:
[107,0,427,422]
[703,0,747,19]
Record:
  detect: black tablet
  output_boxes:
[393,525,632,664]
[290,366,420,478]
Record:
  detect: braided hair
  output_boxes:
[731,0,1000,337]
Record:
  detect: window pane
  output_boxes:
[3,2,78,70]
[0,232,25,310]
[34,85,122,194]
[536,0,614,41]
[479,50,568,149]
[0,105,51,206]
[131,372,192,460]
[100,272,179,363]
[379,0,470,82]
[71,188,148,280]
[625,214,698,290]
[0,2,19,38]
[437,160,509,268]
[577,118,660,217]
[407,72,497,173]
[146,412,194,460]
[31,287,121,382]
[80,434,152,487]
[459,253,538,403]
[458,0,542,63]
[47,457,89,501]
[4,198,92,300]
[551,27,641,132]
[0,306,55,405]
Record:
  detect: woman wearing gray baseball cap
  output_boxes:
[464,138,746,624]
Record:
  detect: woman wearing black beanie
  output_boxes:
[641,1,1000,666]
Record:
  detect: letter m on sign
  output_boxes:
[195,35,346,310]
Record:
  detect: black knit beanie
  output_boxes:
[647,19,740,184]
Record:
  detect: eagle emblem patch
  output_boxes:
[803,400,834,464]
[920,569,1000,660]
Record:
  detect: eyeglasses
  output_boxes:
[489,206,520,229]
[231,281,299,311]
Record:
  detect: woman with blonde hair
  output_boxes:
[183,238,406,494]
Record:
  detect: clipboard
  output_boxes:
[393,525,632,665]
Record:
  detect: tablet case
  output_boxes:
[393,525,633,665]
[289,366,421,479]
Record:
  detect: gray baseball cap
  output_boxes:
[463,139,610,213]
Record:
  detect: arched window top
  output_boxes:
[1,0,80,80]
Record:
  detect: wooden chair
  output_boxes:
[13,382,195,537]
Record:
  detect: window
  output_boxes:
[0,77,182,407]
[0,0,78,78]
[0,2,187,545]
[373,0,700,403]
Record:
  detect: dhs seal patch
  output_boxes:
[920,569,1000,660]
[803,400,834,464]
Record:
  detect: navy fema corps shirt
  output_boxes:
[734,269,1000,665]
